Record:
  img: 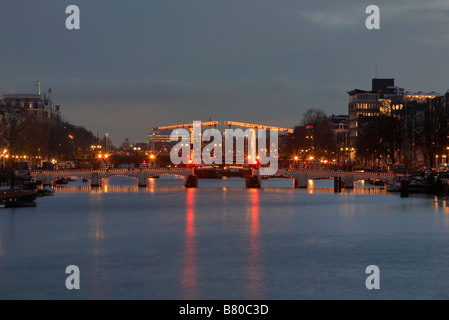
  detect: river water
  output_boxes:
[1,176,449,300]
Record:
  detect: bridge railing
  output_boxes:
[281,168,398,176]
[30,167,194,174]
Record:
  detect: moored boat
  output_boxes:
[222,167,243,177]
[0,169,38,207]
[426,172,449,195]
[386,177,401,192]
[1,187,38,207]
[194,167,223,179]
[38,185,55,196]
[54,177,69,184]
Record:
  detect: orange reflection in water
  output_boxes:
[89,207,108,299]
[180,188,199,299]
[246,189,264,299]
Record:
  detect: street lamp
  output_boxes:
[150,154,155,167]
[105,133,109,154]
[293,156,298,168]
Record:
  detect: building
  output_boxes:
[329,114,349,148]
[1,92,61,120]
[149,128,175,153]
[348,78,446,168]
[347,78,402,146]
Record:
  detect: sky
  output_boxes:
[1,0,449,147]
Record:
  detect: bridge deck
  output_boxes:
[30,168,400,189]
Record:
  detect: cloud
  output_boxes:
[274,76,314,91]
[2,1,449,143]
[299,9,359,27]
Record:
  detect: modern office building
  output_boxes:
[348,78,446,167]
[347,78,401,146]
[149,128,179,153]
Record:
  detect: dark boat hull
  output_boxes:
[1,189,37,207]
[194,168,223,179]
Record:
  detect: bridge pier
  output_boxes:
[400,179,409,198]
[246,169,261,188]
[294,178,308,188]
[344,176,354,188]
[185,175,198,188]
[91,172,100,187]
[246,175,261,188]
[334,177,342,193]
[138,176,147,187]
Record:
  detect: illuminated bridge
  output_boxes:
[153,120,294,133]
[263,168,400,188]
[31,167,401,189]
[30,168,198,188]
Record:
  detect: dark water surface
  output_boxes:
[1,177,448,300]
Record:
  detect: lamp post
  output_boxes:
[351,148,355,166]
[105,133,109,154]
[345,147,349,167]
[149,154,155,167]
[293,156,298,168]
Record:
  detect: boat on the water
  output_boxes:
[222,167,243,177]
[424,166,449,195]
[408,175,426,193]
[194,167,223,179]
[0,171,38,207]
[385,174,427,193]
[1,187,38,207]
[385,177,401,192]
[54,177,69,184]
[37,185,55,196]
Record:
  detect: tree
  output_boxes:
[301,108,327,126]
[300,108,336,158]
[356,115,400,165]
[75,146,84,158]
[0,110,27,165]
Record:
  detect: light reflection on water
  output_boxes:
[246,189,263,299]
[3,176,449,299]
[180,188,198,299]
[54,176,389,195]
